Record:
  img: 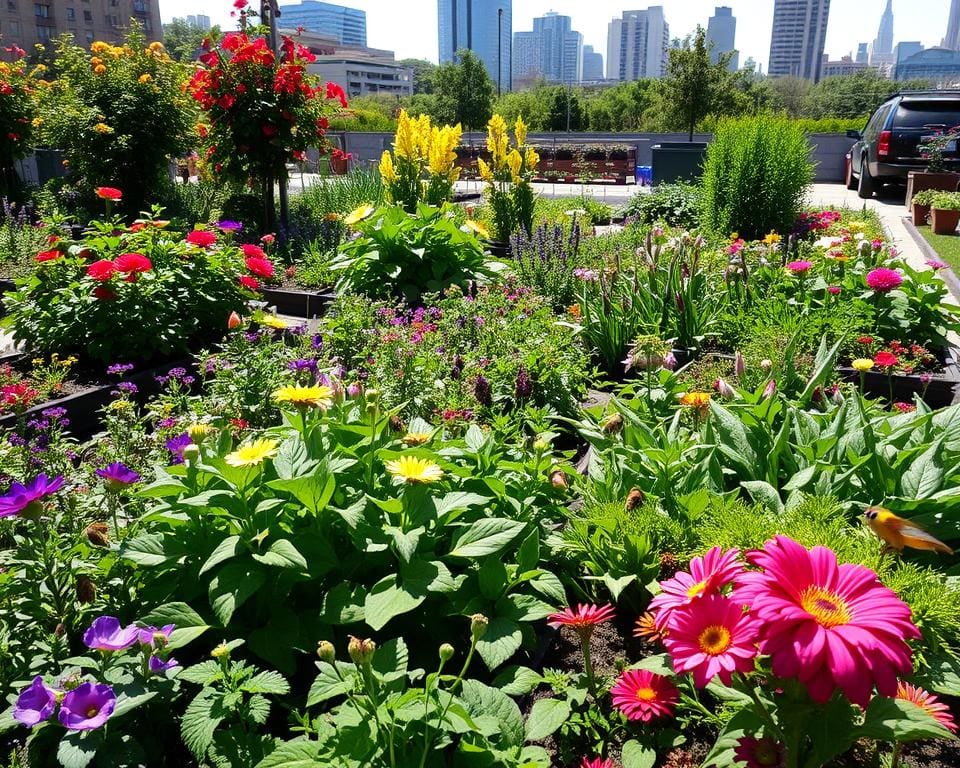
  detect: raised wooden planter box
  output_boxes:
[931,208,960,235]
[261,287,335,319]
[837,347,960,409]
[0,357,199,440]
[912,203,931,226]
[905,171,960,208]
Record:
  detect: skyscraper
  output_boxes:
[856,42,869,63]
[945,0,960,50]
[438,0,512,92]
[278,1,367,46]
[768,0,831,82]
[606,7,670,81]
[873,0,894,57]
[582,45,604,81]
[512,12,582,84]
[706,6,738,71]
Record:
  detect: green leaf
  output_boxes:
[476,616,522,670]
[363,575,425,631]
[492,666,542,696]
[517,530,540,572]
[252,539,308,571]
[464,424,488,452]
[121,533,180,567]
[901,439,945,499]
[460,679,524,748]
[200,535,242,575]
[243,670,291,695]
[740,481,784,515]
[319,583,366,624]
[181,690,225,761]
[141,602,207,628]
[701,708,766,768]
[448,518,526,558]
[56,729,103,768]
[524,698,570,742]
[621,740,657,768]
[435,492,491,517]
[307,662,353,706]
[208,561,266,626]
[372,637,409,683]
[254,740,325,768]
[268,464,335,515]
[861,696,957,742]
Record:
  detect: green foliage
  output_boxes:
[433,49,494,130]
[622,183,703,229]
[803,70,931,119]
[0,200,53,277]
[162,18,219,62]
[510,218,585,311]
[931,191,960,211]
[701,114,814,239]
[38,27,196,215]
[397,58,437,94]
[329,203,503,301]
[661,27,735,140]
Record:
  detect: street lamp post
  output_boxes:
[262,0,289,229]
[497,7,503,97]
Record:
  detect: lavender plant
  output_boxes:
[510,218,584,311]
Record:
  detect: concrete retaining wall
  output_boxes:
[335,131,856,184]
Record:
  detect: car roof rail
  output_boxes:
[894,89,960,97]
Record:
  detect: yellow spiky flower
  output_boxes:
[415,113,432,159]
[394,109,417,160]
[477,157,493,182]
[272,384,334,411]
[507,149,523,183]
[385,455,443,484]
[514,115,527,148]
[525,146,540,172]
[379,150,396,184]
[487,114,509,165]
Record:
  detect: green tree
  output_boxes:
[398,58,437,94]
[493,85,551,130]
[660,26,733,140]
[803,70,931,119]
[546,86,584,131]
[163,19,218,62]
[433,49,494,130]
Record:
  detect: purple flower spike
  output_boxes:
[83,616,139,652]
[149,655,179,674]
[13,677,57,727]
[58,683,116,731]
[137,624,175,648]
[95,462,141,492]
[217,220,243,232]
[0,474,65,519]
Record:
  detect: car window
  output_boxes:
[894,102,960,130]
[865,104,892,140]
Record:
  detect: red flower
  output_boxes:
[547,604,615,639]
[241,243,267,259]
[35,249,62,263]
[325,81,348,108]
[239,275,260,291]
[93,286,117,301]
[115,252,152,274]
[227,311,242,329]
[245,256,275,279]
[874,351,899,369]
[229,417,249,430]
[87,260,117,281]
[95,187,122,201]
[262,124,278,137]
[260,233,275,245]
[233,0,247,7]
[610,669,678,722]
[186,229,217,248]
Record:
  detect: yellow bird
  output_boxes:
[864,507,954,555]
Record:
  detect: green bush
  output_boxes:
[622,182,703,228]
[701,114,814,239]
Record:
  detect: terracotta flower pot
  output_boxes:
[912,203,931,226]
[331,156,348,175]
[931,207,960,235]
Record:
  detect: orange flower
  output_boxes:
[633,611,663,643]
[680,392,712,411]
[568,303,582,319]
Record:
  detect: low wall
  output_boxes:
[335,131,856,184]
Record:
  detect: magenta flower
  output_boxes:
[137,624,175,648]
[0,474,65,519]
[662,594,760,687]
[648,546,742,629]
[828,285,841,295]
[734,736,785,768]
[149,655,179,674]
[547,604,615,636]
[786,260,813,275]
[13,677,57,727]
[581,759,616,768]
[610,668,678,722]
[926,259,948,271]
[165,433,192,464]
[95,462,141,492]
[58,683,116,731]
[83,616,140,652]
[866,268,903,292]
[734,535,919,707]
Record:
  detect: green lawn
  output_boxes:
[915,224,960,272]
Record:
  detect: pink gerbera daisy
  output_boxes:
[547,604,615,637]
[734,535,919,707]
[580,758,616,768]
[734,736,785,767]
[662,594,760,687]
[609,668,678,722]
[866,268,903,292]
[786,260,813,275]
[896,681,957,733]
[648,546,741,629]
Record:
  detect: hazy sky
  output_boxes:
[162,0,955,72]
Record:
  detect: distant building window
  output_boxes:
[85,30,93,42]
[34,3,49,17]
[142,16,151,30]
[132,0,146,10]
[66,7,74,19]
[6,0,14,9]
[83,9,90,20]
[9,19,18,33]
[36,23,54,39]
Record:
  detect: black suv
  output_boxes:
[846,90,960,199]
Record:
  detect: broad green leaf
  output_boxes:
[371,637,409,683]
[56,729,103,768]
[363,575,425,631]
[492,666,542,696]
[252,539,308,571]
[861,696,957,742]
[208,562,266,626]
[701,707,766,767]
[254,740,325,768]
[476,616,522,670]
[268,465,335,515]
[243,670,291,695]
[621,740,656,768]
[448,518,526,558]
[181,690,224,761]
[121,533,180,567]
[524,698,571,741]
[141,602,207,628]
[901,439,944,499]
[319,583,366,624]
[307,662,353,706]
[740,481,784,515]
[200,536,242,575]
[460,679,524,748]
[435,492,492,517]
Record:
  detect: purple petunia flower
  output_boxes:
[0,474,65,519]
[166,433,192,464]
[217,220,243,232]
[288,358,318,376]
[95,462,141,492]
[83,616,140,651]
[13,677,57,727]
[58,683,116,731]
[168,368,187,380]
[42,407,68,421]
[311,334,323,350]
[115,382,139,396]
[106,363,135,376]
[137,624,175,648]
[149,655,179,674]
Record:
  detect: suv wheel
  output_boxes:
[857,155,876,199]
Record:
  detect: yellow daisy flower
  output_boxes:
[343,204,375,226]
[402,431,432,446]
[225,438,279,468]
[259,315,289,330]
[272,384,334,410]
[187,423,215,443]
[463,219,490,239]
[385,455,443,484]
[852,358,874,372]
[680,392,712,410]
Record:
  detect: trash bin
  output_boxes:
[651,142,708,186]
[635,165,653,186]
[34,148,67,185]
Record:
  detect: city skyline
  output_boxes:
[162,0,956,75]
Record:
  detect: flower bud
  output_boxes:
[663,351,677,371]
[762,379,777,400]
[601,413,623,435]
[734,351,745,379]
[760,359,773,372]
[550,468,568,489]
[211,642,230,660]
[227,311,242,330]
[85,522,110,547]
[439,643,455,662]
[76,575,96,604]
[181,443,200,463]
[533,437,549,452]
[348,636,376,665]
[316,640,336,663]
[469,614,489,641]
[716,378,737,400]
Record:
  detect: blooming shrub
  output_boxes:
[37,28,194,213]
[0,46,39,197]
[477,114,539,241]
[5,210,250,362]
[189,10,344,227]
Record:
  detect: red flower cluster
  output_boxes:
[185,229,217,248]
[35,249,62,263]
[95,187,123,201]
[1,381,39,411]
[86,253,153,283]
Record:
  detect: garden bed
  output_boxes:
[261,285,335,319]
[837,348,960,407]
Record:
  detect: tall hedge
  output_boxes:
[701,114,814,240]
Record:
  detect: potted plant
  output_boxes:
[905,132,960,204]
[930,191,960,235]
[911,188,938,226]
